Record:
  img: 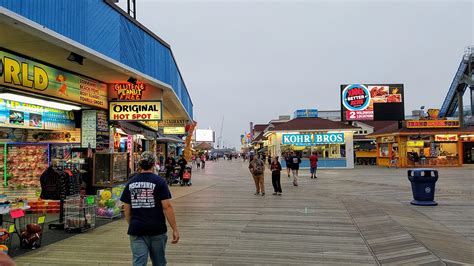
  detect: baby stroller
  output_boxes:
[180,166,192,186]
[167,166,181,186]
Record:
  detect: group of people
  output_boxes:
[161,153,189,180]
[248,151,319,196]
[191,154,207,169]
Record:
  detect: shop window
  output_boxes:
[379,144,389,157]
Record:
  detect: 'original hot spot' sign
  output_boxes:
[109,101,162,121]
[282,133,345,146]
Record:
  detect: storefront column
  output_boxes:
[458,139,463,165]
[345,132,354,168]
[275,133,282,160]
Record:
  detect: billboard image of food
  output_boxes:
[340,84,404,121]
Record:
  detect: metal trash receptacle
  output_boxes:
[407,169,438,206]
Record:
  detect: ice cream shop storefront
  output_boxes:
[264,117,358,169]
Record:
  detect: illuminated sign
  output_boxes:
[282,133,345,146]
[427,109,440,119]
[195,129,214,142]
[163,127,185,135]
[109,101,162,121]
[0,99,75,130]
[407,141,424,147]
[113,83,145,100]
[406,120,460,128]
[434,135,458,142]
[341,84,404,121]
[0,50,107,109]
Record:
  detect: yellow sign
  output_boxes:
[8,224,15,233]
[163,127,185,135]
[38,216,45,224]
[434,135,458,142]
[109,101,162,121]
[0,50,108,109]
[427,109,440,119]
[407,120,460,128]
[407,140,424,147]
[157,119,190,127]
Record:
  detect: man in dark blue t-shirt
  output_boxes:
[121,151,180,266]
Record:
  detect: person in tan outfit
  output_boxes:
[249,155,265,196]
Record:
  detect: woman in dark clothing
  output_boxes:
[177,155,187,179]
[271,156,282,195]
[284,152,292,178]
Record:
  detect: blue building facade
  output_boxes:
[0,0,193,118]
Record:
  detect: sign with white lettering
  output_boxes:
[341,84,404,121]
[109,101,162,121]
[434,134,458,142]
[282,133,345,146]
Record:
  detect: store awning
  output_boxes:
[118,122,157,139]
[156,134,184,143]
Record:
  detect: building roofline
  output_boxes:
[103,0,193,107]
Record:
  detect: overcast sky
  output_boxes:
[131,0,473,149]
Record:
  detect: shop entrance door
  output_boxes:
[463,142,474,164]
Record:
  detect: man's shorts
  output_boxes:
[310,167,317,174]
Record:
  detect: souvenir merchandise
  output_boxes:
[96,189,121,219]
[7,145,48,189]
[17,213,46,249]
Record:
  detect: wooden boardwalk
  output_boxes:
[14,162,474,265]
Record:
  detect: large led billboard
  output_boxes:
[195,129,215,142]
[340,84,404,121]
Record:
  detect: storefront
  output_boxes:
[0,0,194,254]
[263,117,358,169]
[107,83,163,175]
[461,134,474,164]
[369,120,474,167]
[156,119,189,161]
[0,49,108,192]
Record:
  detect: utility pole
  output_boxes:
[218,116,224,149]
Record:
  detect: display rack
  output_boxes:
[64,195,96,233]
[93,153,129,187]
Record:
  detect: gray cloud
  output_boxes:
[135,0,473,148]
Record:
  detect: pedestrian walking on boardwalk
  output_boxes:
[196,155,201,169]
[267,154,272,165]
[290,152,301,186]
[309,151,318,179]
[121,152,180,266]
[271,156,282,195]
[201,154,206,169]
[284,152,292,178]
[389,150,398,168]
[249,155,265,196]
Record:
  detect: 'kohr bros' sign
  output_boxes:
[282,133,344,146]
